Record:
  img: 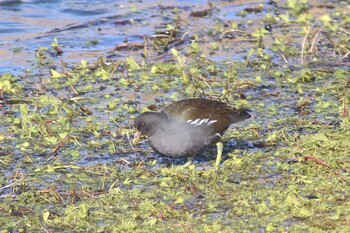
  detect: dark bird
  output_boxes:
[133,98,251,167]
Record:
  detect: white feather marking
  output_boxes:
[187,118,217,127]
[208,120,217,125]
[190,119,200,125]
[198,119,208,125]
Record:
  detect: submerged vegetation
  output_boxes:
[0,0,349,232]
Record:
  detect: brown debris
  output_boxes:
[115,42,144,51]
[190,8,212,17]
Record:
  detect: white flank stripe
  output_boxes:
[198,119,207,125]
[208,120,217,125]
[187,118,217,126]
[190,119,200,125]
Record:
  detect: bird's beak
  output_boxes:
[132,131,141,145]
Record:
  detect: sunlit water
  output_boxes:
[0,0,218,74]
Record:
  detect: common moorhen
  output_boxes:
[133,98,251,167]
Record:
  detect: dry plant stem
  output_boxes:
[304,155,331,168]
[219,29,247,39]
[231,38,258,43]
[144,35,162,52]
[101,172,106,191]
[13,167,19,179]
[137,160,145,169]
[0,158,7,165]
[180,32,189,41]
[342,51,350,60]
[40,223,51,233]
[110,139,116,153]
[301,17,320,64]
[108,112,123,128]
[279,53,289,63]
[109,179,119,190]
[332,170,346,186]
[109,61,122,79]
[20,170,25,192]
[143,35,148,58]
[107,112,136,151]
[340,28,350,35]
[309,27,323,53]
[71,136,83,147]
[126,130,136,152]
[41,118,53,136]
[118,158,131,165]
[71,99,91,116]
[53,192,65,204]
[342,219,350,224]
[0,178,24,191]
[69,83,79,95]
[281,129,289,142]
[40,195,53,204]
[233,81,257,89]
[187,72,211,89]
[341,97,349,117]
[304,155,346,185]
[51,136,71,154]
[38,185,57,193]
[62,71,79,95]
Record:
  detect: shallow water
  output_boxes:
[0,0,267,75]
[0,0,129,73]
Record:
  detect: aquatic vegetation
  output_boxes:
[0,0,349,232]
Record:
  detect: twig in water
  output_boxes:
[0,178,24,191]
[50,136,71,155]
[126,130,136,152]
[187,72,211,89]
[309,27,322,53]
[304,155,346,185]
[38,185,57,193]
[304,155,331,168]
[301,17,321,64]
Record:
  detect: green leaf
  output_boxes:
[51,70,62,79]
[51,37,59,48]
[81,59,88,68]
[100,68,109,80]
[59,132,68,139]
[171,48,179,56]
[147,218,157,226]
[320,14,331,23]
[43,210,50,222]
[126,57,140,70]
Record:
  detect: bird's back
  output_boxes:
[163,99,250,134]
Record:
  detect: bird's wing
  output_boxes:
[163,99,244,133]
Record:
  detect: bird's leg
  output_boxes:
[215,141,223,169]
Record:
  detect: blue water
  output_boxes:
[0,0,127,74]
[0,0,252,75]
[0,0,121,37]
[0,0,178,74]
